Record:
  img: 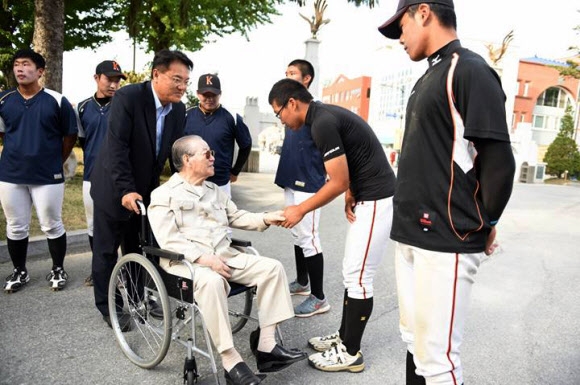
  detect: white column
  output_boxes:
[304,38,321,99]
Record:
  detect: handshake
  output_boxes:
[263,210,286,226]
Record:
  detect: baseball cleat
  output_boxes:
[4,269,30,293]
[308,343,364,373]
[46,267,68,291]
[308,331,341,352]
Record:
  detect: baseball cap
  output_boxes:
[197,73,221,94]
[95,60,127,79]
[378,0,454,39]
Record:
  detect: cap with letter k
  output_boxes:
[197,73,221,95]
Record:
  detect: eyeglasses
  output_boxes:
[275,99,288,119]
[192,149,215,159]
[159,72,190,87]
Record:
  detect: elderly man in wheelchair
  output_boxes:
[147,135,306,385]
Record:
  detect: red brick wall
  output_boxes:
[513,60,579,131]
[322,74,371,122]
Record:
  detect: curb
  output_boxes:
[0,229,91,264]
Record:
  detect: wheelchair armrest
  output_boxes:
[231,238,252,247]
[143,246,184,261]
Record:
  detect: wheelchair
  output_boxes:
[107,200,268,384]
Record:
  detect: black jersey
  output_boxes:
[305,101,396,201]
[391,40,511,253]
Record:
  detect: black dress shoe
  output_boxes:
[148,300,164,320]
[250,327,304,357]
[224,362,265,385]
[103,313,132,332]
[255,344,307,373]
[249,327,260,355]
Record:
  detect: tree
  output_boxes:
[32,0,64,92]
[0,0,122,90]
[0,0,376,90]
[543,105,580,178]
[124,0,378,53]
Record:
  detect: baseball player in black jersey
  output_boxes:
[379,1,516,384]
[268,78,397,373]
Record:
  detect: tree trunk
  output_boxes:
[32,0,64,92]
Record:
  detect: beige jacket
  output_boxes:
[148,173,269,271]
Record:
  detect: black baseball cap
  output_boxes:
[95,60,127,79]
[197,73,221,94]
[378,0,454,39]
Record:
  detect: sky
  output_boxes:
[62,0,579,114]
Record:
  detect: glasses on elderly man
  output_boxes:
[193,149,215,159]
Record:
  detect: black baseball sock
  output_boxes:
[306,253,324,299]
[342,296,373,356]
[406,351,426,385]
[7,237,29,272]
[294,245,309,286]
[88,235,94,252]
[338,289,348,338]
[47,233,67,268]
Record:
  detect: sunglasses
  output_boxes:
[192,149,215,159]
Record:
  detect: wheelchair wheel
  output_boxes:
[108,253,172,369]
[229,287,254,334]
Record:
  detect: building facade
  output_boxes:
[321,74,371,121]
[513,57,580,147]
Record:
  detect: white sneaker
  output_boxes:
[308,342,364,373]
[46,267,68,291]
[308,331,341,352]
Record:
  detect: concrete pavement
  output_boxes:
[1,172,579,384]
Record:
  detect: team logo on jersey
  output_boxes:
[430,55,442,66]
[324,146,340,158]
[419,212,433,232]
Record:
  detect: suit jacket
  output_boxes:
[90,81,185,220]
[147,173,269,274]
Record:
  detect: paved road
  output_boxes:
[1,173,579,384]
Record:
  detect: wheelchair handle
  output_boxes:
[136,200,146,216]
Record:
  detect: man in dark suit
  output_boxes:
[90,49,193,329]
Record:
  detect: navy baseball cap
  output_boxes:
[96,60,127,79]
[378,0,454,39]
[197,73,221,95]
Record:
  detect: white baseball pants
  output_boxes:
[395,241,484,385]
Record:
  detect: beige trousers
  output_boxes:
[164,253,294,353]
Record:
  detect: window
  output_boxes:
[523,82,530,97]
[536,87,569,108]
[533,115,545,128]
[520,113,526,123]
